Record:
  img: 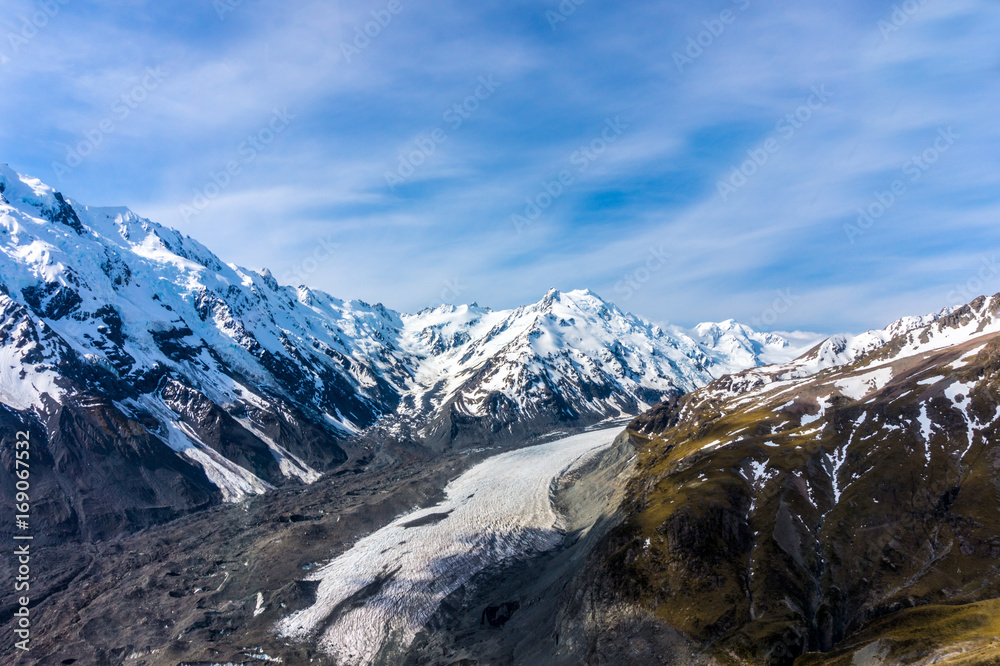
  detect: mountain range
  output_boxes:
[3,163,999,666]
[0,164,815,542]
[576,294,1000,664]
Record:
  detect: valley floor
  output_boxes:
[0,424,630,666]
[277,427,620,665]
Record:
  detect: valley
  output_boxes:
[277,426,623,665]
[0,423,634,666]
[4,164,1000,665]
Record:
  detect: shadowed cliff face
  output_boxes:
[587,295,1000,665]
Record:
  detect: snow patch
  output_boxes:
[835,367,894,400]
[916,405,934,465]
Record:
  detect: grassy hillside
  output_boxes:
[593,304,1000,665]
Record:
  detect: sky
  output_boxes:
[1,0,999,334]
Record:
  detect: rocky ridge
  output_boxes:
[575,294,1000,665]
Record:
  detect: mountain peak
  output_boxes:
[540,287,562,307]
[0,164,821,505]
[534,287,611,313]
[564,287,603,302]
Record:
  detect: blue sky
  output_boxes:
[2,0,999,333]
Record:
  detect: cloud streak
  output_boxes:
[2,0,999,334]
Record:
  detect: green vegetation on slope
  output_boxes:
[595,324,1000,665]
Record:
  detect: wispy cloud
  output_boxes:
[2,0,999,333]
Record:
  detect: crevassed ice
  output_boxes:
[276,428,618,665]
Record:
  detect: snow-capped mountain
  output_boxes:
[600,293,1000,664]
[704,303,959,400]
[392,291,814,449]
[0,164,812,540]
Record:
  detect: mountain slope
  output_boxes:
[391,290,807,450]
[575,294,1000,665]
[1,164,417,539]
[0,164,813,542]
